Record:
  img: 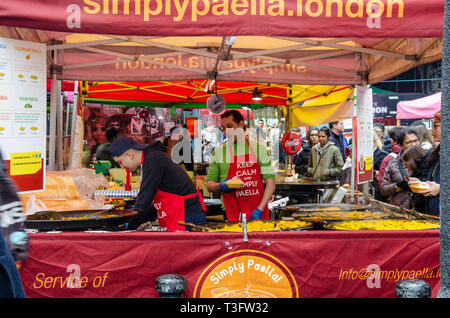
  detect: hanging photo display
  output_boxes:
[0,37,46,192]
[84,104,183,155]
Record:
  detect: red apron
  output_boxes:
[141,153,207,231]
[222,138,270,222]
[153,189,207,231]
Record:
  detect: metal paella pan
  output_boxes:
[24,209,137,231]
[279,203,370,213]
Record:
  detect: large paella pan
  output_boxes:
[25,209,137,231]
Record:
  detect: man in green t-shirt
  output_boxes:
[206,110,275,222]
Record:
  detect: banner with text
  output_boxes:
[0,0,444,38]
[19,230,440,298]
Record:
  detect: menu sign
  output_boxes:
[0,37,46,192]
[355,86,373,183]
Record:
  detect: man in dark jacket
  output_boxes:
[0,150,28,298]
[96,127,121,168]
[295,140,313,176]
[110,137,206,231]
[328,121,348,161]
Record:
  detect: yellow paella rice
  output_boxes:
[326,219,439,231]
[214,220,311,232]
[60,214,119,220]
[296,207,342,212]
[297,211,387,220]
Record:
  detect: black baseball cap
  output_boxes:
[109,136,147,157]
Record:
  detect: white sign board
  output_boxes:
[356,86,373,183]
[0,37,46,192]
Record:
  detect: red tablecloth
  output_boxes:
[19,230,440,298]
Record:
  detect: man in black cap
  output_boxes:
[110,136,206,231]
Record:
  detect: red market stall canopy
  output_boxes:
[83,80,289,107]
[82,81,355,125]
[0,0,444,85]
[82,80,350,106]
[396,92,442,120]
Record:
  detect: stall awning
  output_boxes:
[83,81,354,125]
[83,80,288,106]
[291,86,355,126]
[396,92,441,119]
[0,0,443,38]
[0,0,444,86]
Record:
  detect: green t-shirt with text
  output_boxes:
[206,140,275,183]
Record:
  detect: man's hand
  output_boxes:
[136,221,153,231]
[220,178,234,193]
[250,208,263,221]
[419,181,440,197]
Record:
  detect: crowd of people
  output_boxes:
[94,110,442,219]
[0,107,443,297]
[288,113,441,217]
[376,111,441,216]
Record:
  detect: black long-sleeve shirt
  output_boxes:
[133,142,204,218]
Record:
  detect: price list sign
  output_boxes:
[0,37,46,192]
[355,86,373,183]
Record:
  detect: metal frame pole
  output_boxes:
[48,69,57,171]
[438,0,450,298]
[69,81,79,167]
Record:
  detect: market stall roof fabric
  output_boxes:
[396,92,442,120]
[81,81,354,125]
[291,85,355,126]
[82,80,351,105]
[0,0,443,38]
[0,0,444,85]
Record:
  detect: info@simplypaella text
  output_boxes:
[180,301,270,315]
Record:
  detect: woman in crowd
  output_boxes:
[377,126,404,189]
[373,132,388,201]
[373,132,388,173]
[401,145,429,212]
[307,127,343,181]
[413,125,435,151]
[294,126,319,176]
[374,123,392,153]
[419,110,441,216]
[380,128,420,209]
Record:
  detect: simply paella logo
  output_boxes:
[193,250,298,298]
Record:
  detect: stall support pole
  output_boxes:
[247,108,250,128]
[438,0,450,298]
[69,81,79,168]
[48,66,58,171]
[56,80,63,171]
[285,88,293,171]
[350,102,357,202]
